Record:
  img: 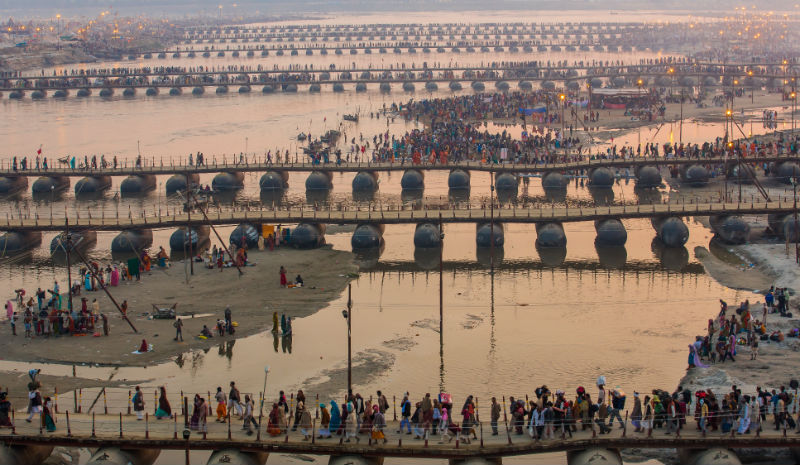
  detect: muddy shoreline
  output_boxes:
[0,246,357,369]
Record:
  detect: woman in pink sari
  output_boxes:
[110,267,120,286]
[688,344,708,369]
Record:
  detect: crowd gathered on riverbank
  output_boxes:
[349,92,800,166]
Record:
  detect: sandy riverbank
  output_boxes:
[673,174,800,394]
[0,246,358,367]
[0,44,97,73]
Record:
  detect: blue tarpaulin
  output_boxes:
[519,106,547,115]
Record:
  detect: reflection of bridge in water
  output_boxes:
[355,257,707,275]
[1,202,793,232]
[1,201,791,260]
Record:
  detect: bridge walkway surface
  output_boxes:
[3,201,796,232]
[0,154,796,177]
[2,410,799,458]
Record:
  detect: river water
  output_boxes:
[0,10,774,464]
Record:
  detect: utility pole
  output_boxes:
[489,171,495,274]
[186,183,194,276]
[792,86,796,137]
[438,213,445,393]
[559,93,566,158]
[679,88,684,145]
[65,220,73,313]
[794,177,799,265]
[346,284,352,395]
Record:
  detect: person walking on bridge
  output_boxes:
[292,390,306,431]
[329,401,341,436]
[156,387,172,420]
[737,395,751,434]
[607,389,626,429]
[398,393,411,434]
[631,392,642,433]
[318,403,331,439]
[344,401,359,443]
[371,404,387,444]
[377,390,389,415]
[298,402,312,440]
[665,397,678,435]
[410,402,424,439]
[242,394,257,436]
[228,381,242,419]
[421,393,433,438]
[132,386,145,421]
[491,397,501,436]
[214,387,227,422]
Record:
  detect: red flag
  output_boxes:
[36,145,42,155]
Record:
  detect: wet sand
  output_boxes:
[0,246,357,367]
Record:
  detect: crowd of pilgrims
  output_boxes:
[5,55,696,79]
[338,92,800,166]
[7,376,798,440]
[4,248,171,338]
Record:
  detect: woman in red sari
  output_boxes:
[279,266,287,287]
[268,403,282,436]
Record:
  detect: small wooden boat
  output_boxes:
[320,130,341,144]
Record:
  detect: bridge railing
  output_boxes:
[2,198,796,230]
[1,150,797,173]
[0,383,792,448]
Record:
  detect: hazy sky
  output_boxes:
[1,0,798,19]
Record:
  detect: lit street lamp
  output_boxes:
[259,365,270,418]
[559,93,566,156]
[637,79,643,150]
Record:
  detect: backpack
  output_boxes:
[589,403,598,416]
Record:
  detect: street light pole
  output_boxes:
[794,176,799,265]
[342,284,352,396]
[792,88,796,137]
[637,79,643,153]
[65,221,73,313]
[489,171,495,273]
[259,366,270,419]
[559,93,566,157]
[679,88,684,145]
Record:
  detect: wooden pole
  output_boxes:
[70,245,138,332]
